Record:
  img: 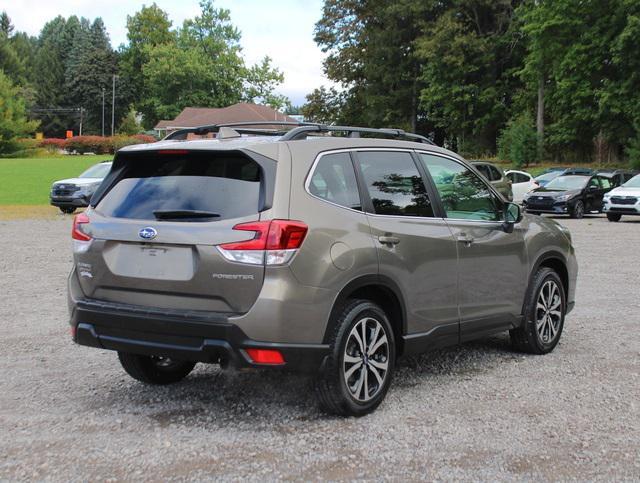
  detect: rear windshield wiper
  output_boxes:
[153,210,221,220]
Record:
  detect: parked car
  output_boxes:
[535,167,594,187]
[68,123,577,416]
[470,161,513,200]
[602,173,640,222]
[50,161,112,214]
[523,173,613,218]
[596,169,638,188]
[505,169,538,204]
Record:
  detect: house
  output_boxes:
[154,103,297,137]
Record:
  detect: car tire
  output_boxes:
[118,352,196,385]
[510,267,566,354]
[606,213,622,222]
[315,299,396,417]
[570,200,584,219]
[60,207,76,214]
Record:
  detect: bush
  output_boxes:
[497,114,539,168]
[63,135,156,155]
[39,138,67,153]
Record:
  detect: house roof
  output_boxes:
[154,103,296,130]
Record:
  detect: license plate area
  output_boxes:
[103,242,195,281]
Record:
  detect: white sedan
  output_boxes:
[505,170,539,204]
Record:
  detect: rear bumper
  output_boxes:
[70,298,329,372]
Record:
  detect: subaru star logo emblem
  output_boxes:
[139,227,157,240]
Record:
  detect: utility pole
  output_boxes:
[79,107,83,136]
[102,88,105,137]
[111,74,117,136]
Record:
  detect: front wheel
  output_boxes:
[570,200,584,219]
[118,352,196,385]
[315,299,396,417]
[59,207,76,214]
[607,213,622,222]
[510,267,566,354]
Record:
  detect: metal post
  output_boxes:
[102,88,105,137]
[111,74,116,136]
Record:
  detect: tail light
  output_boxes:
[71,212,92,253]
[217,220,308,266]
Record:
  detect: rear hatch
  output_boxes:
[74,149,276,314]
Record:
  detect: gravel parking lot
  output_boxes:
[1,214,639,481]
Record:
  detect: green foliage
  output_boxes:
[626,135,640,170]
[497,114,539,168]
[134,1,286,127]
[118,109,142,135]
[301,86,344,124]
[63,135,155,154]
[0,70,39,155]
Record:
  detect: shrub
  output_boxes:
[63,135,156,155]
[497,114,539,168]
[39,138,67,153]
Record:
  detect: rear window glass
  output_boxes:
[96,152,263,221]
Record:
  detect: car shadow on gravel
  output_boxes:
[88,332,522,425]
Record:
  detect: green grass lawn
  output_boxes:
[0,155,111,205]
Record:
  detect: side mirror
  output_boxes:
[588,185,599,192]
[503,202,522,233]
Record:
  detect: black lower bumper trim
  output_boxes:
[72,300,329,372]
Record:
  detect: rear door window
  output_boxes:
[96,151,266,221]
[308,152,361,210]
[488,165,503,181]
[356,151,434,217]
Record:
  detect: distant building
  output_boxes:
[154,103,297,137]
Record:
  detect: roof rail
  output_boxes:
[280,125,435,145]
[163,121,435,145]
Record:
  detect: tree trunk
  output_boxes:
[536,74,544,161]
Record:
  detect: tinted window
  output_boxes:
[488,165,503,181]
[80,163,112,179]
[357,151,434,217]
[420,154,502,221]
[309,153,361,210]
[588,177,601,189]
[598,176,612,189]
[507,172,529,184]
[475,164,490,180]
[96,152,263,221]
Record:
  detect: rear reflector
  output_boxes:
[217,220,308,265]
[245,348,285,365]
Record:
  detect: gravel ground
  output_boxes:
[0,214,639,481]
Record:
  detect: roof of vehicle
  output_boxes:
[119,135,462,160]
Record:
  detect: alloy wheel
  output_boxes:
[343,317,389,402]
[536,280,562,344]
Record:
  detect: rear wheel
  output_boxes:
[118,352,196,385]
[59,207,76,214]
[510,267,566,354]
[315,299,395,417]
[607,213,622,222]
[570,200,584,219]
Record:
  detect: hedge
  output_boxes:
[38,135,157,155]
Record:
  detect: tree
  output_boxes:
[301,86,344,124]
[0,70,39,154]
[497,113,539,167]
[315,0,438,133]
[137,0,286,127]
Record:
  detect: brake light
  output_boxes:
[216,220,308,265]
[245,348,285,365]
[157,149,189,155]
[71,212,92,253]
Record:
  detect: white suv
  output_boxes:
[603,174,640,221]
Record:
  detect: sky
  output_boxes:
[0,0,335,106]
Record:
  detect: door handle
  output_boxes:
[457,233,474,247]
[378,235,400,246]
